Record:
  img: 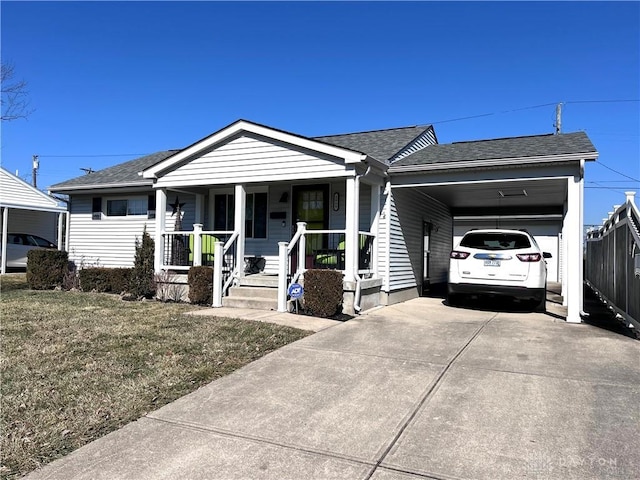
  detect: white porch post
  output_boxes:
[64,211,70,251]
[1,207,8,274]
[565,172,584,323]
[195,193,205,225]
[212,240,224,307]
[234,184,246,279]
[154,188,167,272]
[344,176,357,282]
[277,242,288,312]
[370,183,381,276]
[57,212,65,251]
[192,223,203,267]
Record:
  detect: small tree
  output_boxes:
[129,228,155,299]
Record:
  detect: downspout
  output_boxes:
[353,164,371,313]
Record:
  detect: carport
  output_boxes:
[387,132,598,323]
[0,167,68,273]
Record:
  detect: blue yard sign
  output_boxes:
[288,283,304,299]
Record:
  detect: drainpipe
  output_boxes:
[353,164,371,313]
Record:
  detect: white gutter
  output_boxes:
[389,152,598,174]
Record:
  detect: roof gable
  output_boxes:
[143,120,367,179]
[0,167,66,212]
[315,125,434,163]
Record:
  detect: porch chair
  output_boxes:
[188,234,219,266]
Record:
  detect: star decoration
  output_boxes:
[170,196,185,216]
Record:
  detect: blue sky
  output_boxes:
[1,1,638,227]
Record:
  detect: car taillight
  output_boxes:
[450,250,470,259]
[516,253,541,262]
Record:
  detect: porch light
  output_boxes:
[279,192,289,203]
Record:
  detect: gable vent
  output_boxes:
[389,128,438,163]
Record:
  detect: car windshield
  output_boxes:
[460,232,531,251]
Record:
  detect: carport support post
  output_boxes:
[154,188,167,272]
[57,212,65,251]
[565,172,584,323]
[1,207,8,274]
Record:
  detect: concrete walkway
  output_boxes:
[27,297,639,479]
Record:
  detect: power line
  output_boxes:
[595,161,640,183]
[38,153,150,158]
[565,99,639,105]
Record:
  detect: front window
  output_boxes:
[214,192,267,238]
[106,197,148,217]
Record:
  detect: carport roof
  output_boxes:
[392,131,597,167]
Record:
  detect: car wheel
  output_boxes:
[533,290,546,313]
[447,293,462,307]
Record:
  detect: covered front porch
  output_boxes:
[143,121,387,314]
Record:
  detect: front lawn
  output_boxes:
[0,274,311,478]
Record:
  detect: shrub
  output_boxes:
[303,269,343,318]
[79,268,112,292]
[26,250,69,290]
[110,268,132,293]
[129,229,155,299]
[188,266,213,305]
[78,268,131,293]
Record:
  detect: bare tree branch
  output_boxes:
[1,62,34,121]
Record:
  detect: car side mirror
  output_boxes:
[543,252,552,259]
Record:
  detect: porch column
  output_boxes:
[1,207,8,274]
[195,193,205,225]
[344,176,357,282]
[154,188,167,272]
[565,172,584,323]
[370,183,381,276]
[234,184,246,279]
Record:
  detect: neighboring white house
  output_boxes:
[49,119,598,322]
[0,167,68,273]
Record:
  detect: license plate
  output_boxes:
[484,259,501,267]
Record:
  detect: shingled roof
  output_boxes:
[392,131,597,167]
[50,150,179,192]
[315,126,430,162]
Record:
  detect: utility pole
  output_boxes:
[555,103,562,135]
[32,155,39,188]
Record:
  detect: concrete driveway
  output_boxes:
[27,297,640,479]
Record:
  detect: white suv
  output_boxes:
[448,229,550,311]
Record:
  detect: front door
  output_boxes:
[292,185,329,263]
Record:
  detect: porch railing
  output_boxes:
[585,192,640,330]
[277,223,375,312]
[161,225,237,305]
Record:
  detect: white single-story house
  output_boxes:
[0,167,68,274]
[49,119,598,322]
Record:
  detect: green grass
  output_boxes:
[0,274,311,478]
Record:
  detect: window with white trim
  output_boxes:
[105,197,149,217]
[213,192,267,238]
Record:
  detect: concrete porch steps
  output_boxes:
[222,274,279,310]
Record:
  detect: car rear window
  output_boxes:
[460,232,531,250]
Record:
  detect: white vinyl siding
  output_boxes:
[67,193,195,268]
[0,168,65,212]
[383,187,452,292]
[156,135,351,188]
